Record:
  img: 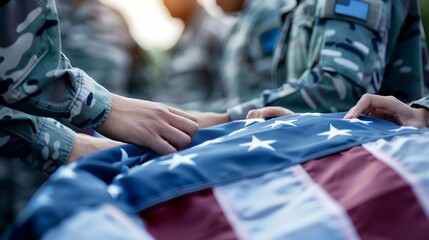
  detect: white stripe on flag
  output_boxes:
[363,133,429,220]
[214,165,359,240]
[291,165,360,240]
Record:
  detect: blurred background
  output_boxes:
[421,0,428,46]
[100,0,226,50]
[100,0,428,51]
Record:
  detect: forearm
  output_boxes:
[67,133,123,163]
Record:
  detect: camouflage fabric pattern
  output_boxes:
[57,0,152,98]
[221,0,287,105]
[412,96,429,110]
[228,0,429,120]
[155,5,229,112]
[0,0,112,172]
[0,107,75,173]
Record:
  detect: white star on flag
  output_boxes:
[239,135,277,152]
[342,118,373,125]
[107,185,122,199]
[36,194,52,206]
[68,162,78,170]
[298,113,322,117]
[317,124,352,140]
[264,119,298,128]
[198,137,225,147]
[120,148,129,161]
[390,126,418,132]
[159,153,198,171]
[57,167,77,179]
[140,160,154,169]
[229,128,248,136]
[239,118,265,127]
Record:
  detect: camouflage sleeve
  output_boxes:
[411,96,429,110]
[0,0,111,130]
[0,107,75,174]
[227,0,392,120]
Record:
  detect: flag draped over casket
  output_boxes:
[4,112,429,240]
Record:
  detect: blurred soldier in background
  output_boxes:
[57,0,154,99]
[155,0,230,112]
[216,0,286,105]
[196,0,429,127]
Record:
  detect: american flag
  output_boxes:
[4,112,429,240]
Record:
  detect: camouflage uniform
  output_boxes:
[0,0,145,229]
[227,0,429,120]
[155,5,229,112]
[57,0,153,98]
[412,96,429,109]
[221,0,286,105]
[0,0,112,173]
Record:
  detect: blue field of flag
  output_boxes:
[335,0,369,21]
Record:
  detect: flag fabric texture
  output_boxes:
[4,112,429,240]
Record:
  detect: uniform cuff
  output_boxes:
[69,69,112,130]
[410,96,429,110]
[226,98,263,121]
[32,118,76,174]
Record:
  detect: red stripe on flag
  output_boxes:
[302,146,429,240]
[140,188,238,240]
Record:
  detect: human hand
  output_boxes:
[67,133,123,163]
[191,111,231,128]
[344,94,429,128]
[96,94,199,154]
[246,107,294,119]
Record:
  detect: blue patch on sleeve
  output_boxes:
[334,0,369,21]
[260,28,280,56]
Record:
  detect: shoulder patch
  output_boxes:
[316,0,387,32]
[260,28,281,56]
[334,0,369,21]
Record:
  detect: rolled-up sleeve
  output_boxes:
[0,107,75,174]
[0,0,111,130]
[411,96,429,110]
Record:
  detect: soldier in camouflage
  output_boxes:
[217,0,286,105]
[155,0,229,112]
[0,0,199,172]
[1,0,141,227]
[196,0,429,127]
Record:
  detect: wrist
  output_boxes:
[423,108,429,127]
[96,93,122,136]
[219,112,231,123]
[412,107,429,128]
[67,133,122,163]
